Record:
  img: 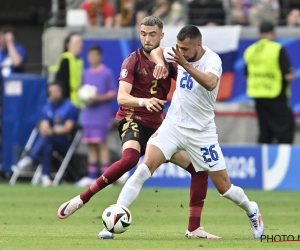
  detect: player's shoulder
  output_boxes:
[124,49,142,62]
[202,47,221,65]
[205,47,221,61]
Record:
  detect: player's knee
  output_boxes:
[121,149,140,168]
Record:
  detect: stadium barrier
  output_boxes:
[1,74,47,172]
[130,145,300,191]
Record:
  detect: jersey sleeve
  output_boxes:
[118,55,137,84]
[66,105,79,122]
[163,47,175,63]
[204,55,222,78]
[40,104,51,121]
[279,48,293,76]
[16,44,27,63]
[168,62,178,80]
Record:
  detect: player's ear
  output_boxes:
[160,32,164,40]
[198,40,202,48]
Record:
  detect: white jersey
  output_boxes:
[164,46,222,131]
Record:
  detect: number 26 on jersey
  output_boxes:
[180,72,193,90]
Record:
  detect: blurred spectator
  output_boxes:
[114,0,136,27]
[136,0,185,26]
[55,33,83,108]
[75,45,117,187]
[286,9,300,26]
[135,0,155,26]
[80,0,115,27]
[0,26,27,77]
[188,0,225,26]
[12,82,79,187]
[229,0,252,25]
[248,0,279,26]
[244,21,295,143]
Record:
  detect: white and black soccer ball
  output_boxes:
[101,204,132,234]
[78,84,97,103]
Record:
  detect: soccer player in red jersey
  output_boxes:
[57,16,220,239]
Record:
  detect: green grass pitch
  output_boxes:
[0,184,299,250]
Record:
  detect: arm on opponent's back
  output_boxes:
[118,80,166,112]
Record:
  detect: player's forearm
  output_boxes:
[117,92,144,108]
[183,64,217,91]
[96,91,116,102]
[7,43,23,66]
[53,123,74,135]
[150,47,164,65]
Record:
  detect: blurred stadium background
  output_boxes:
[0,0,299,191]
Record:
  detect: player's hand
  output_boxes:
[4,32,14,45]
[153,62,168,79]
[168,45,189,67]
[87,96,98,105]
[144,98,167,112]
[40,126,53,137]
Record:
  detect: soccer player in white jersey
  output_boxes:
[115,25,264,239]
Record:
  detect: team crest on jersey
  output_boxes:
[121,69,128,78]
[151,132,158,138]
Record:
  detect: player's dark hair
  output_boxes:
[140,16,163,30]
[0,25,16,35]
[259,21,274,33]
[48,81,63,89]
[177,25,202,41]
[64,32,81,52]
[88,45,102,55]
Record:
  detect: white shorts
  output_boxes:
[148,119,226,172]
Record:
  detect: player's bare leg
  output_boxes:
[169,151,220,239]
[208,170,264,239]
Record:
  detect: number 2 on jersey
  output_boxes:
[180,72,193,90]
[150,80,158,94]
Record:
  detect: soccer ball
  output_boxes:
[78,84,97,103]
[101,204,132,234]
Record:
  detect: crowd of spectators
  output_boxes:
[71,0,300,27]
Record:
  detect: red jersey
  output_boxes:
[80,1,114,27]
[116,48,177,129]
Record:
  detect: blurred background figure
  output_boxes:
[12,82,79,187]
[244,21,295,144]
[114,0,136,27]
[286,9,300,27]
[229,0,252,25]
[55,33,83,108]
[0,26,27,77]
[75,45,117,188]
[248,0,280,26]
[188,0,225,26]
[136,0,185,26]
[80,0,115,27]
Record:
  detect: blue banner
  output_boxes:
[129,145,300,190]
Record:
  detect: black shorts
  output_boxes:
[118,119,157,156]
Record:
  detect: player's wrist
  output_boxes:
[138,98,145,107]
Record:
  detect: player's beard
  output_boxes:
[186,51,198,62]
[142,43,159,54]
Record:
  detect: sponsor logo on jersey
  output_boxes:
[121,69,128,78]
[138,68,148,75]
